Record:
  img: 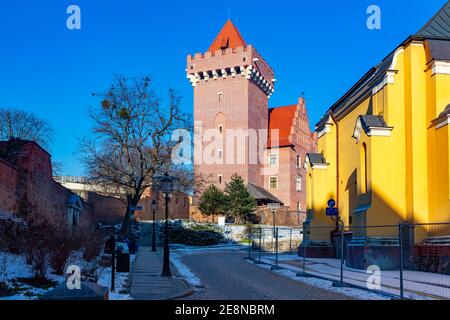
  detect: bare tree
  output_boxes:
[0,108,54,149]
[81,75,191,234]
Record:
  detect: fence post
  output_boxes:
[255,227,262,264]
[289,228,293,253]
[399,223,405,299]
[111,248,116,291]
[246,227,252,260]
[296,230,311,277]
[332,223,348,287]
[271,227,280,270]
[340,225,344,284]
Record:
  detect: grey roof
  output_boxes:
[315,51,395,129]
[416,1,450,39]
[359,115,388,131]
[440,104,450,117]
[247,183,283,205]
[315,1,450,132]
[307,153,326,165]
[425,39,450,62]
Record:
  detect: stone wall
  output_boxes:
[0,139,94,228]
[257,207,306,226]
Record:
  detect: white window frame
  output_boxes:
[269,176,278,189]
[269,153,279,166]
[296,175,302,192]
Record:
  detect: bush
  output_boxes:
[22,219,100,277]
[0,219,26,254]
[157,222,225,246]
[80,229,102,262]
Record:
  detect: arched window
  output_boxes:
[215,112,225,134]
[360,143,368,194]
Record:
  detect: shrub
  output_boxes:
[80,229,102,262]
[157,222,225,246]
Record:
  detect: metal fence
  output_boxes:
[246,226,303,266]
[246,223,450,300]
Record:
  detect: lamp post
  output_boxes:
[268,202,280,255]
[151,200,157,252]
[153,172,177,277]
[268,202,280,238]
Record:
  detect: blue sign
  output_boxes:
[130,206,144,211]
[326,199,338,216]
[326,207,338,216]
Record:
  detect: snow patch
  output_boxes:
[171,253,202,287]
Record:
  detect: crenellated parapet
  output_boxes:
[186,45,275,98]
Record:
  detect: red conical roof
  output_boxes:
[208,20,247,52]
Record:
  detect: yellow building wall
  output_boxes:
[306,117,337,241]
[307,40,450,242]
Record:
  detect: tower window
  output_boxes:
[269,176,278,189]
[218,174,223,184]
[296,175,302,192]
[218,92,223,102]
[218,125,223,134]
[297,155,301,168]
[218,149,223,160]
[269,153,278,166]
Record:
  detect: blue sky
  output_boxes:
[0,0,447,175]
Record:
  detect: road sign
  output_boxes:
[327,199,336,208]
[326,199,338,216]
[130,205,143,211]
[326,207,338,216]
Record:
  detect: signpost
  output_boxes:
[326,199,338,217]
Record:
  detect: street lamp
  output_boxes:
[152,172,178,277]
[151,200,157,252]
[268,202,280,237]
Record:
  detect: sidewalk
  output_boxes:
[259,254,450,300]
[129,247,194,300]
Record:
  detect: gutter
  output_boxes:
[330,112,340,231]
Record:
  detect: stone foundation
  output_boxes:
[409,245,450,275]
[346,237,400,270]
[298,241,335,258]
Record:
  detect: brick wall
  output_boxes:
[189,205,305,226]
[0,158,19,214]
[0,140,93,228]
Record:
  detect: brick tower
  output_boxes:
[187,20,275,189]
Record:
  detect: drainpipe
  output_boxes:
[330,112,340,232]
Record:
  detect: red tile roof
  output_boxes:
[208,20,247,52]
[267,105,297,148]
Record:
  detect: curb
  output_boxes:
[165,285,196,300]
